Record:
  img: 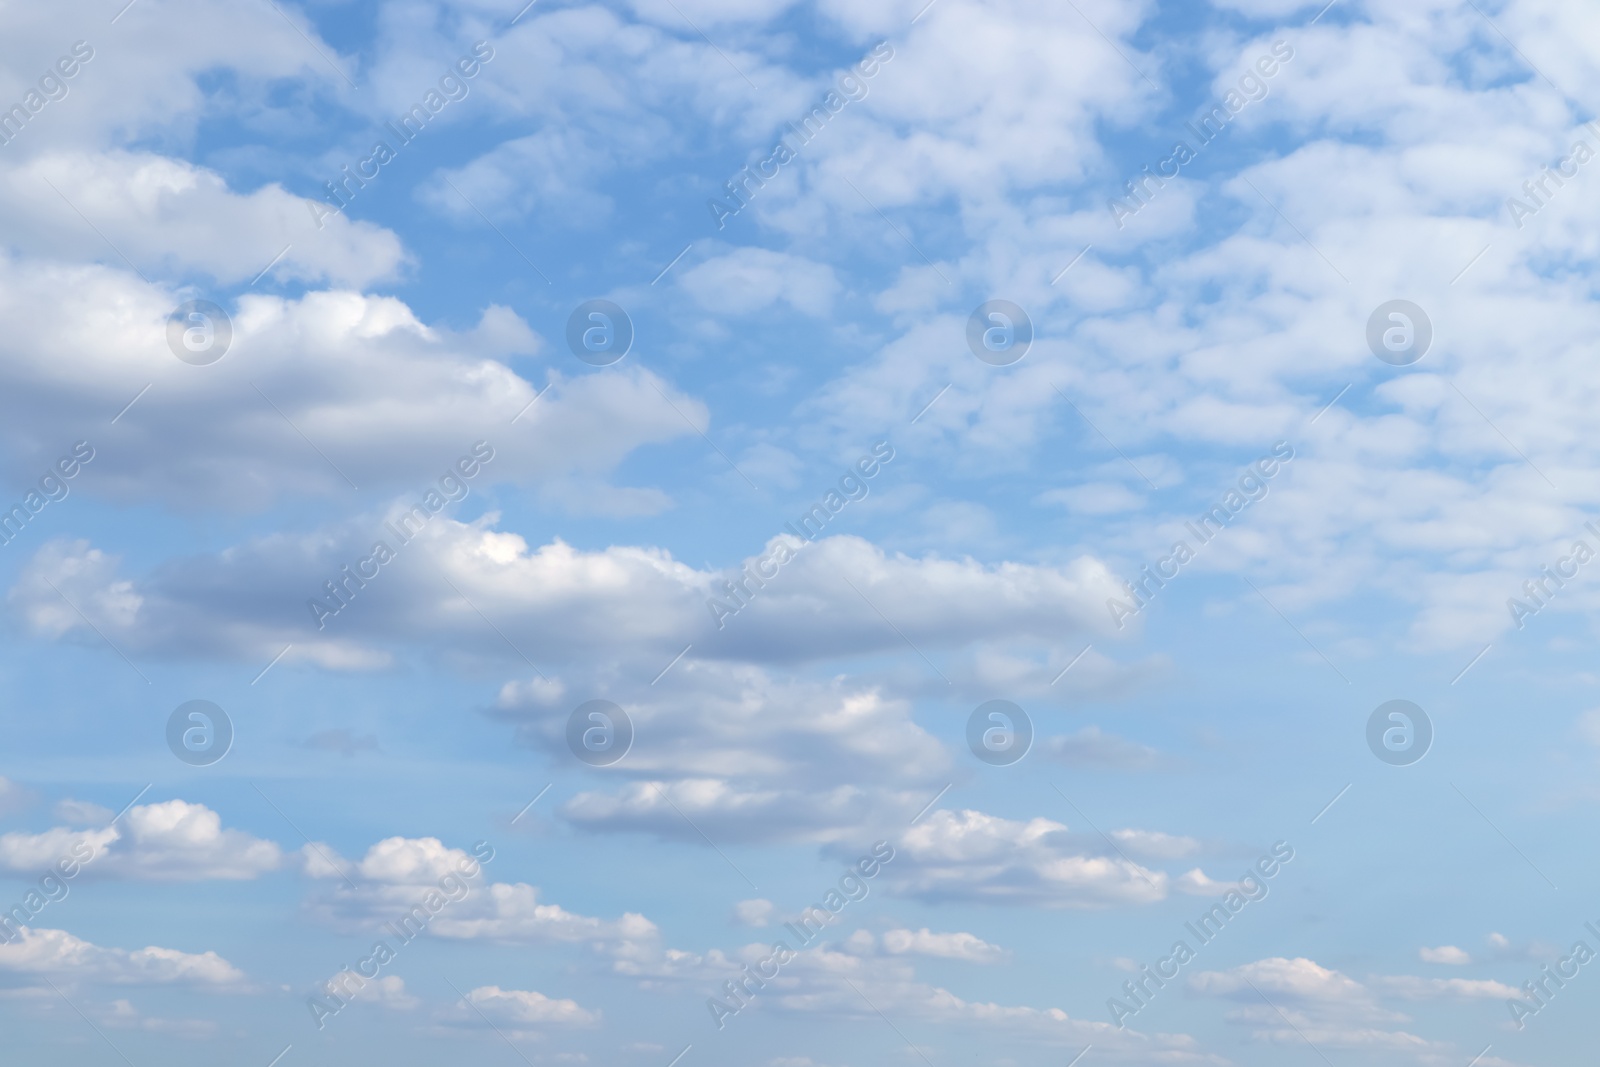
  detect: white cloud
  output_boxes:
[418,4,796,225]
[349,976,420,1012]
[886,809,1169,908]
[678,248,841,317]
[300,835,496,930]
[459,985,600,1026]
[712,941,1205,1058]
[1172,869,1237,897]
[1371,975,1519,1000]
[0,778,33,817]
[1108,829,1201,861]
[564,780,898,846]
[421,129,619,226]
[878,928,1005,963]
[1482,931,1556,962]
[0,0,356,152]
[0,825,117,875]
[0,926,246,987]
[435,882,660,950]
[777,0,1156,213]
[1045,727,1162,770]
[51,799,111,825]
[0,800,281,881]
[1170,856,1282,897]
[1037,483,1148,516]
[539,669,947,785]
[1190,957,1439,1053]
[707,2,1600,662]
[1419,944,1472,965]
[350,837,483,885]
[627,0,800,29]
[550,666,950,843]
[1190,957,1373,1003]
[1206,0,1322,17]
[99,998,218,1039]
[0,262,699,511]
[12,527,1121,684]
[299,836,657,965]
[0,152,407,288]
[1578,708,1600,746]
[3,1,1592,1058]
[734,899,774,927]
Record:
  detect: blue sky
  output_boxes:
[2,0,1599,1064]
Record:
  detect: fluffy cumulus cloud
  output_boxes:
[454,985,600,1027]
[730,0,1600,660]
[0,926,246,987]
[7,0,1600,1061]
[436,882,661,952]
[708,938,1214,1061]
[0,0,700,520]
[0,152,407,288]
[11,527,1122,675]
[1419,944,1472,965]
[678,248,841,317]
[883,810,1172,908]
[417,3,795,225]
[1188,957,1517,1053]
[563,779,895,845]
[862,927,1006,963]
[549,664,951,842]
[732,899,773,928]
[0,1,356,152]
[0,264,703,510]
[0,801,281,881]
[1369,974,1520,1000]
[301,835,659,965]
[348,976,420,1012]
